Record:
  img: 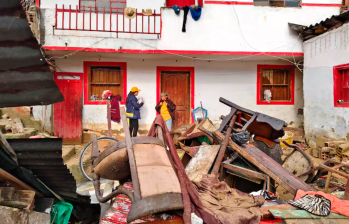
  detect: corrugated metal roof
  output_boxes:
[8,138,90,203]
[0,0,64,108]
[289,10,349,41]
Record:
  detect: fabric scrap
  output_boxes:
[294,189,349,218]
[289,194,331,216]
[189,5,202,21]
[182,6,190,32]
[193,174,265,224]
[172,5,181,15]
[111,95,121,123]
[148,115,219,224]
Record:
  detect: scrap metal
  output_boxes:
[0,0,63,108]
[7,138,90,203]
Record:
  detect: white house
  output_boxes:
[295,11,349,146]
[33,0,342,143]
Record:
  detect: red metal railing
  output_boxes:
[54,4,162,39]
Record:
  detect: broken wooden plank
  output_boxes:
[214,130,312,195]
[0,169,43,197]
[185,145,220,182]
[260,204,297,220]
[269,210,348,219]
[0,187,35,210]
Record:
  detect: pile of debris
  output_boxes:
[0,108,54,139]
[92,97,349,224]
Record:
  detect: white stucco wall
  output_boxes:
[32,104,53,133]
[303,23,349,146]
[39,0,340,53]
[53,54,303,132]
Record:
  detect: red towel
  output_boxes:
[111,95,121,123]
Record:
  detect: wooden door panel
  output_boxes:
[161,72,190,129]
[54,73,83,144]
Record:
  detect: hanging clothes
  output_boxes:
[111,95,121,123]
[172,5,180,15]
[189,5,202,21]
[182,6,189,32]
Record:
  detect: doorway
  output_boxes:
[54,72,83,144]
[157,67,194,129]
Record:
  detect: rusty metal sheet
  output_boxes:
[8,138,90,203]
[0,0,63,108]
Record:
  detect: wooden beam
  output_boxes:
[0,169,43,197]
[120,107,141,201]
[214,130,312,195]
[319,164,349,179]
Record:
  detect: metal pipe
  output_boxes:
[103,7,105,31]
[76,5,78,30]
[93,174,134,203]
[89,6,92,31]
[153,9,155,34]
[62,4,64,29]
[83,6,85,30]
[69,5,71,30]
[55,4,57,29]
[96,6,98,31]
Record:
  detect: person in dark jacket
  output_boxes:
[126,87,144,137]
[155,92,176,131]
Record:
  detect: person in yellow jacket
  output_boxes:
[155,92,176,131]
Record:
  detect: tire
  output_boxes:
[79,137,118,181]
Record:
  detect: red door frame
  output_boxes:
[54,72,83,144]
[333,62,349,107]
[156,66,195,123]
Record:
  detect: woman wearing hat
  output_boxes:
[155,92,176,131]
[126,87,144,137]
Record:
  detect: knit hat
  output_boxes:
[189,5,201,21]
[172,5,180,15]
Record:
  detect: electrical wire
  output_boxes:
[47,37,108,60]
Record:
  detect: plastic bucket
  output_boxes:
[279,131,294,147]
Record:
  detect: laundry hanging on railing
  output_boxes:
[189,5,202,21]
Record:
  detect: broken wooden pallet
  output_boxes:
[214,131,312,195]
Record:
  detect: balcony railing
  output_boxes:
[54,4,162,39]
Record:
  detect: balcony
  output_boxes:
[54,4,162,39]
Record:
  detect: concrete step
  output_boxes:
[62,145,76,163]
[64,145,88,184]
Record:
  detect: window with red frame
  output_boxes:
[166,0,203,7]
[87,66,125,101]
[80,0,126,13]
[257,65,295,105]
[334,64,349,107]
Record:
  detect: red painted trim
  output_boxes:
[256,64,295,105]
[204,1,341,7]
[43,46,304,56]
[83,61,127,105]
[35,0,40,7]
[204,1,254,5]
[301,3,342,7]
[156,67,195,123]
[333,63,349,108]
